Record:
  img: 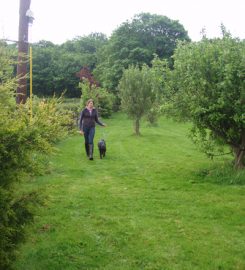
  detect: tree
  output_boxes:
[118,65,156,135]
[30,34,108,98]
[60,32,108,70]
[31,41,57,96]
[94,13,190,93]
[146,55,170,126]
[169,35,245,169]
[31,41,84,97]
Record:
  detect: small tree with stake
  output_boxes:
[118,65,155,135]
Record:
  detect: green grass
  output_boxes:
[14,113,245,270]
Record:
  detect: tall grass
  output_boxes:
[14,113,245,270]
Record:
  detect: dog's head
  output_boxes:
[98,139,106,148]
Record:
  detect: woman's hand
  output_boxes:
[80,130,84,135]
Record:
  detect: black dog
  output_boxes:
[98,139,106,159]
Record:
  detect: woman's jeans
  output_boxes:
[83,127,95,145]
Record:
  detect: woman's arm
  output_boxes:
[94,109,105,126]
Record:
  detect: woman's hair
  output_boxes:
[86,99,94,106]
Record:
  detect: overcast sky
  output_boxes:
[0,0,244,44]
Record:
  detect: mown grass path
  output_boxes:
[14,113,245,270]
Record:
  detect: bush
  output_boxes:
[0,44,72,269]
[0,188,42,270]
[56,98,82,129]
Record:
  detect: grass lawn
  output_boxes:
[14,113,245,270]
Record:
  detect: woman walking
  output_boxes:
[79,99,106,160]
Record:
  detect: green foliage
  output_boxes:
[145,55,172,126]
[169,34,245,169]
[0,44,72,269]
[60,32,108,63]
[0,96,71,268]
[0,188,42,270]
[79,81,115,118]
[56,98,82,130]
[31,41,81,98]
[118,65,156,135]
[30,97,72,143]
[145,106,159,126]
[30,34,108,98]
[94,13,190,93]
[0,46,17,109]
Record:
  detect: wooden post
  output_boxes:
[16,0,31,104]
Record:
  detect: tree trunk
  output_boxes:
[232,147,245,169]
[134,118,140,136]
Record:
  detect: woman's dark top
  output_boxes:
[79,108,104,130]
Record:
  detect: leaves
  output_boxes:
[118,65,157,134]
[94,13,190,93]
[170,35,245,167]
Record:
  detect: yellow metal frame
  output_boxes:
[30,46,33,121]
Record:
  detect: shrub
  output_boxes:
[56,98,82,129]
[0,44,72,269]
[0,188,42,270]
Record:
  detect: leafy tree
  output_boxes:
[31,41,57,96]
[118,65,156,135]
[145,55,170,126]
[169,35,245,169]
[51,51,82,97]
[31,41,82,97]
[30,34,108,98]
[94,13,190,93]
[61,32,108,69]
